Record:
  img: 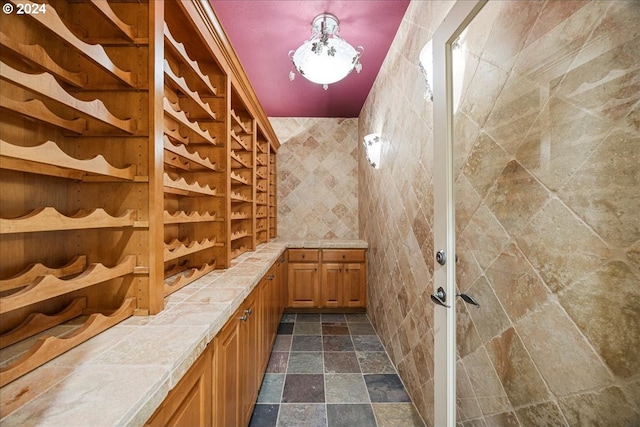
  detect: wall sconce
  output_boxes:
[363,133,383,168]
[418,40,433,101]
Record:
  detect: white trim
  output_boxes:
[432,1,486,426]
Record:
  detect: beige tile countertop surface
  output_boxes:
[0,239,368,427]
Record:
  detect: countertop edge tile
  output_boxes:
[0,239,367,426]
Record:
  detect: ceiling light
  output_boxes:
[289,13,363,90]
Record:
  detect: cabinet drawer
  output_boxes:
[322,249,366,263]
[288,249,319,262]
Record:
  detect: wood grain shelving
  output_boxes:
[0,140,136,181]
[6,0,136,87]
[0,0,278,386]
[1,61,135,134]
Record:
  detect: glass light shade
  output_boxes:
[289,13,362,89]
[292,38,359,85]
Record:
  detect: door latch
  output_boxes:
[430,286,450,308]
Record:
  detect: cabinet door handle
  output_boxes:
[239,315,248,321]
[244,308,252,315]
[268,274,275,280]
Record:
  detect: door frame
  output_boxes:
[432,1,486,425]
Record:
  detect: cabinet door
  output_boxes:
[241,292,260,426]
[343,263,366,308]
[214,314,241,427]
[146,345,212,427]
[321,263,343,308]
[287,262,319,308]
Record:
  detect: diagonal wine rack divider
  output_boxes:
[0,207,136,234]
[0,296,137,387]
[0,297,87,349]
[0,61,135,134]
[0,255,136,314]
[0,139,136,181]
[7,0,136,87]
[0,255,87,293]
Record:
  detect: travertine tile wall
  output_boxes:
[359,1,639,426]
[270,118,359,240]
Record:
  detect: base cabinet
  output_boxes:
[147,261,285,427]
[288,249,366,309]
[146,345,213,427]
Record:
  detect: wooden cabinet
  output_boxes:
[288,249,320,308]
[287,249,366,309]
[321,250,366,308]
[147,345,213,427]
[0,0,280,386]
[213,262,284,427]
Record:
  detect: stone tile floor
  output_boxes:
[249,313,425,427]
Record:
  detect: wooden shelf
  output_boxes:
[163,136,218,171]
[230,150,251,169]
[230,171,249,185]
[231,246,248,259]
[163,172,220,197]
[0,32,87,88]
[1,61,135,134]
[164,98,217,146]
[163,211,220,225]
[230,109,251,134]
[164,262,216,296]
[7,0,137,87]
[163,23,217,97]
[0,207,136,234]
[230,191,251,203]
[230,230,249,241]
[0,296,136,388]
[0,95,87,135]
[0,255,87,293]
[164,60,217,122]
[0,255,136,314]
[230,130,251,151]
[231,212,249,220]
[0,139,136,181]
[164,237,222,262]
[87,0,137,42]
[0,297,87,349]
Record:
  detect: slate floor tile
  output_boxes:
[325,374,370,403]
[294,322,321,335]
[364,374,411,402]
[323,335,354,352]
[322,313,346,322]
[372,402,425,426]
[324,351,361,373]
[296,313,321,322]
[291,335,322,352]
[249,404,279,427]
[357,351,396,374]
[282,374,325,403]
[277,323,294,335]
[287,352,323,373]
[349,322,377,335]
[257,374,285,403]
[352,335,385,352]
[327,404,377,427]
[277,404,326,427]
[266,352,289,373]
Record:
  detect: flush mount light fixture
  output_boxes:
[289,13,363,90]
[363,133,383,169]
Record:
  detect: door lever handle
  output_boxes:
[457,293,480,307]
[431,287,450,308]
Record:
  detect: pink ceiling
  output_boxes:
[209,1,410,118]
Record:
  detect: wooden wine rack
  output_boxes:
[0,0,279,387]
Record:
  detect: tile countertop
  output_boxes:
[0,239,368,427]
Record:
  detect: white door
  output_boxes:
[431,1,486,426]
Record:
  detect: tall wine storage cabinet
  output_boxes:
[0,0,279,387]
